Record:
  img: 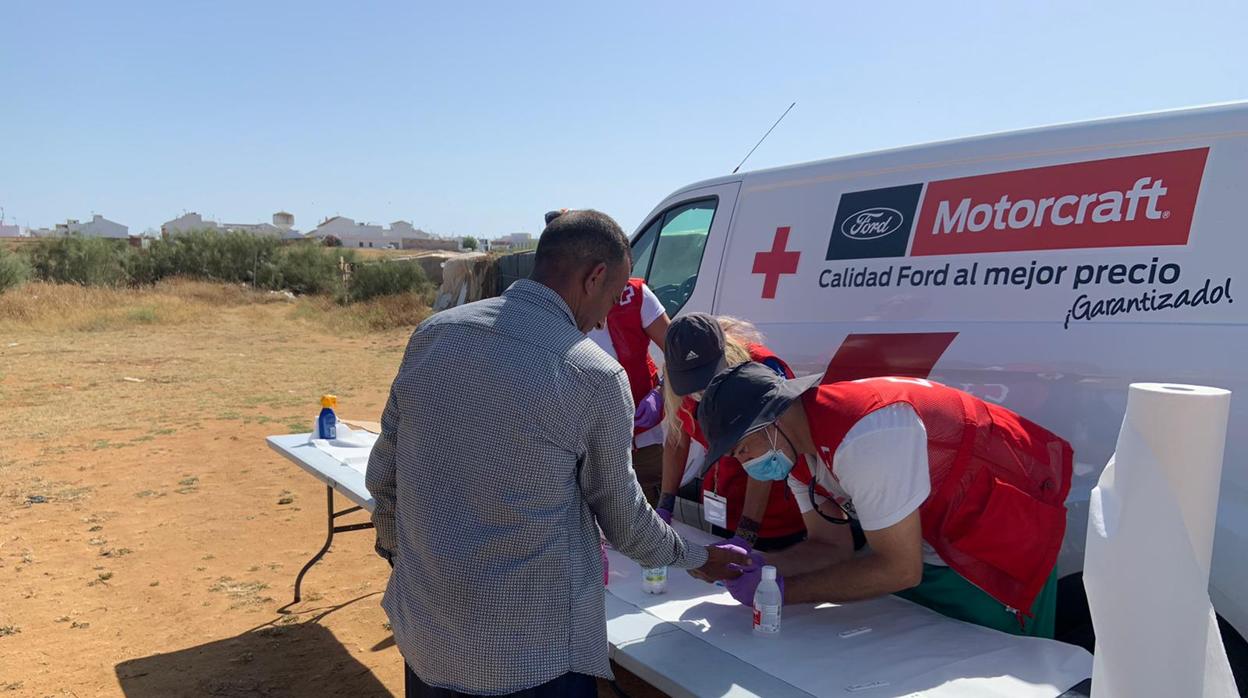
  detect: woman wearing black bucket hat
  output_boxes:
[695,362,1073,639]
[655,313,806,552]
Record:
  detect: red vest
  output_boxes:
[679,344,807,540]
[606,278,659,407]
[793,377,1072,616]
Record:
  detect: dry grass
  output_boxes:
[0,279,430,336]
[0,238,39,253]
[293,290,433,333]
[0,279,287,332]
[348,247,416,259]
[0,279,417,444]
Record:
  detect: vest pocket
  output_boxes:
[946,469,1065,585]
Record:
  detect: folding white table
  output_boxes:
[267,433,1094,697]
[267,434,376,610]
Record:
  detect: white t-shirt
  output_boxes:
[588,283,666,448]
[786,403,946,566]
[586,284,665,359]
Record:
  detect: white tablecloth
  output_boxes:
[307,426,377,476]
[605,525,1091,698]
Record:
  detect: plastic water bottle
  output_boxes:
[317,394,338,440]
[641,566,667,594]
[753,565,781,636]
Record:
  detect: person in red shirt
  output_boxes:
[584,277,669,503]
[655,314,806,552]
[695,363,1073,637]
[547,209,670,504]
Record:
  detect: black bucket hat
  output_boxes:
[697,362,821,470]
[664,313,727,396]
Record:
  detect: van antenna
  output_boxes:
[732,102,796,174]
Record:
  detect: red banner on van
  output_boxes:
[910,148,1208,256]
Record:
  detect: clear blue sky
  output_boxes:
[3,1,1246,237]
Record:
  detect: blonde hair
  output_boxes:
[662,316,766,438]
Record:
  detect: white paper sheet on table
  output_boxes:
[308,425,377,476]
[606,525,1091,698]
[1084,383,1238,697]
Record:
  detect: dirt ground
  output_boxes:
[0,281,662,697]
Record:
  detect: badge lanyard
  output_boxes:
[808,457,851,526]
[703,461,729,529]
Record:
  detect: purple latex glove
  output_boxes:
[633,386,663,431]
[656,507,673,524]
[723,549,783,606]
[722,536,753,554]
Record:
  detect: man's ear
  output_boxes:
[583,261,608,293]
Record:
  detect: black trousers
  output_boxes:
[405,665,597,698]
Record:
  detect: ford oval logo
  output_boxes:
[841,207,905,241]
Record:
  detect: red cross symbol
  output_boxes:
[752,226,800,299]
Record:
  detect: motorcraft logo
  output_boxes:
[841,207,906,241]
[910,148,1208,256]
[826,183,923,260]
[822,148,1207,261]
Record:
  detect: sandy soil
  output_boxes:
[0,283,662,697]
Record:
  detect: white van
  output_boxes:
[628,102,1248,676]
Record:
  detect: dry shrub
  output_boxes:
[293,290,432,334]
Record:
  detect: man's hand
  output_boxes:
[690,543,751,582]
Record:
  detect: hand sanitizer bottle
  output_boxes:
[753,565,781,636]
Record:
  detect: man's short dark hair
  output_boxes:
[532,209,631,281]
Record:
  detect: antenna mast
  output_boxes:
[733,102,796,174]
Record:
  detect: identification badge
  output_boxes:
[703,491,728,528]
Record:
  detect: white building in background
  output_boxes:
[500,232,533,246]
[486,231,536,253]
[306,216,430,248]
[160,211,300,239]
[222,221,284,237]
[389,220,432,240]
[39,214,131,239]
[161,212,215,235]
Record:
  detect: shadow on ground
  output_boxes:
[115,597,390,698]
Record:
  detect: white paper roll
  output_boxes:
[1084,382,1238,697]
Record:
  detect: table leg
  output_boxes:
[290,485,337,606]
[284,485,376,611]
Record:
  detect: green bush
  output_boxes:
[347,260,429,303]
[161,229,282,285]
[277,244,346,296]
[0,246,31,292]
[19,230,372,301]
[124,238,175,285]
[25,236,130,286]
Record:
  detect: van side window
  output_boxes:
[645,198,717,316]
[630,218,661,278]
